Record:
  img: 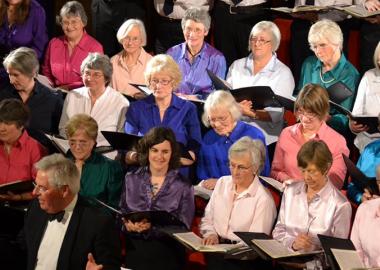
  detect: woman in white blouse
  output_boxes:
[350,41,380,151]
[226,21,295,145]
[272,140,351,251]
[59,53,129,147]
[200,136,276,270]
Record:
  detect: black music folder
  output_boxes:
[342,154,380,196]
[129,83,152,96]
[318,234,364,270]
[329,101,379,134]
[0,180,34,194]
[326,82,353,104]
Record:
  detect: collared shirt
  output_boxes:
[120,167,195,229]
[352,68,380,116]
[226,53,295,144]
[0,130,45,184]
[351,198,380,268]
[67,151,123,208]
[298,54,360,132]
[124,94,202,151]
[35,195,78,270]
[167,42,227,97]
[270,122,349,189]
[200,175,277,241]
[111,48,152,96]
[272,181,352,250]
[0,81,63,135]
[42,31,103,90]
[197,121,270,181]
[59,86,129,146]
[347,139,380,204]
[154,0,212,19]
[0,0,47,60]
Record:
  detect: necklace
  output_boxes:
[319,68,335,84]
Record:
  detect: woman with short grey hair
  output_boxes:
[111,19,152,97]
[167,7,226,99]
[1,47,63,135]
[298,19,360,134]
[197,90,270,190]
[226,21,294,146]
[200,136,276,270]
[42,1,103,91]
[59,52,129,148]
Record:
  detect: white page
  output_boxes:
[331,248,365,270]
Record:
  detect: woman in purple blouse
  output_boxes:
[120,126,194,270]
[0,0,48,79]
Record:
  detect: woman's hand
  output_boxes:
[202,179,218,190]
[124,218,151,233]
[292,233,314,251]
[364,0,380,11]
[180,151,196,166]
[239,100,256,118]
[202,234,219,245]
[349,119,369,133]
[86,253,103,270]
[125,151,138,165]
[361,188,379,202]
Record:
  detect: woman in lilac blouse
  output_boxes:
[272,140,351,252]
[42,1,103,90]
[120,127,194,270]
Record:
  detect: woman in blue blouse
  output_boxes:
[297,19,360,134]
[197,90,270,190]
[0,0,48,79]
[124,54,202,169]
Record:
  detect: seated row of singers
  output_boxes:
[14,133,379,270]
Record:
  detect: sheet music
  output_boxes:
[259,176,285,192]
[194,185,213,200]
[330,248,365,270]
[252,239,321,259]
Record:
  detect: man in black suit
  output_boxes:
[24,154,120,270]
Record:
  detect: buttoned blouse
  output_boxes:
[351,198,380,268]
[110,48,152,96]
[42,31,103,90]
[270,122,349,189]
[272,181,352,250]
[200,175,277,241]
[59,86,129,146]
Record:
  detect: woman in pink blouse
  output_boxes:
[272,140,351,252]
[42,1,103,91]
[351,198,380,268]
[271,83,349,189]
[110,19,152,98]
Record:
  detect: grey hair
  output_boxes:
[80,53,113,85]
[116,19,147,46]
[3,47,39,78]
[249,21,281,52]
[308,19,343,50]
[374,41,380,70]
[57,1,88,26]
[35,154,80,194]
[202,90,242,127]
[144,54,182,90]
[181,7,211,32]
[229,136,266,173]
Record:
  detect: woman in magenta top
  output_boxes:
[271,84,349,189]
[42,1,103,91]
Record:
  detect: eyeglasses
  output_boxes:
[69,139,91,148]
[33,182,48,194]
[83,71,104,80]
[208,114,230,125]
[123,36,141,43]
[310,43,330,51]
[300,168,321,177]
[149,79,172,86]
[229,163,252,173]
[297,109,318,121]
[61,19,82,27]
[184,27,204,35]
[249,37,271,46]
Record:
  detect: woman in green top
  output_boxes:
[65,113,123,208]
[297,19,360,134]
